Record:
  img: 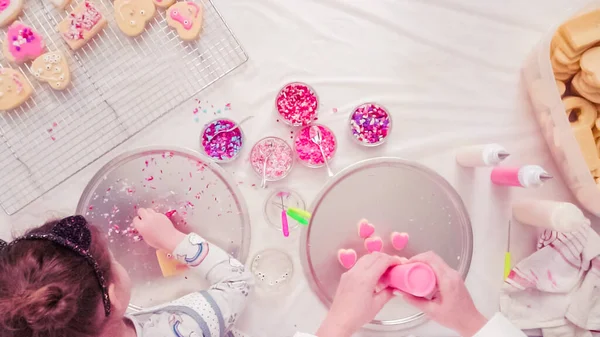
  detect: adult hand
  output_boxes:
[397,251,488,337]
[131,208,186,253]
[316,252,402,337]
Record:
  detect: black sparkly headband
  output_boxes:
[0,216,111,317]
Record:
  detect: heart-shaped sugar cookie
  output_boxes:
[391,232,409,251]
[337,249,357,269]
[31,51,71,90]
[364,236,383,253]
[357,219,375,238]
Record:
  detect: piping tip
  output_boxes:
[539,173,554,181]
[497,151,510,160]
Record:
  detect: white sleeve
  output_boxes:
[474,313,527,337]
[165,233,254,337]
[293,334,316,337]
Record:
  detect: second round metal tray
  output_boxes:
[301,157,472,330]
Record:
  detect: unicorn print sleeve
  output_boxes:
[127,233,254,337]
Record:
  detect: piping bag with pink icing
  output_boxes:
[337,249,357,269]
[381,262,436,298]
[3,21,45,63]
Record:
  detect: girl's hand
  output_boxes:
[316,252,402,337]
[398,251,488,337]
[131,208,186,253]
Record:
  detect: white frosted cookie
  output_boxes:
[49,0,72,10]
[2,21,46,64]
[0,68,32,110]
[30,51,71,90]
[166,1,203,41]
[0,0,23,27]
[152,0,174,9]
[58,0,107,50]
[114,0,156,37]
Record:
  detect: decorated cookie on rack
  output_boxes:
[0,68,32,110]
[114,0,156,37]
[152,0,174,9]
[2,22,45,64]
[166,1,203,41]
[30,51,71,90]
[49,0,71,9]
[58,0,107,50]
[0,0,23,28]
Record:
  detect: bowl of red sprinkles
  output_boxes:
[275,82,319,126]
[294,124,337,168]
[250,136,294,182]
[200,118,244,162]
[349,102,392,146]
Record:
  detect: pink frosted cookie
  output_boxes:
[364,236,383,253]
[337,248,357,269]
[166,1,204,41]
[58,1,107,50]
[357,219,375,238]
[391,232,409,251]
[3,22,45,64]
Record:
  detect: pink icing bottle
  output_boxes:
[381,262,437,297]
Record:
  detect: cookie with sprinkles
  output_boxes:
[349,102,392,146]
[2,21,45,64]
[0,68,33,110]
[276,82,319,126]
[57,0,107,50]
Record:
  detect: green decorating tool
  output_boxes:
[286,207,311,226]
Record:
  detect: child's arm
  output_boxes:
[132,208,254,337]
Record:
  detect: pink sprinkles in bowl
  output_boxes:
[201,118,244,162]
[294,124,336,168]
[349,103,391,146]
[276,82,319,126]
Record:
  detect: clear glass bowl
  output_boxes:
[199,117,245,163]
[293,124,337,168]
[249,136,294,182]
[263,188,306,233]
[348,102,393,147]
[275,82,320,126]
[250,249,294,292]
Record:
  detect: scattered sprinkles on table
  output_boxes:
[201,118,244,162]
[250,137,293,181]
[276,82,319,126]
[294,124,337,167]
[349,103,391,146]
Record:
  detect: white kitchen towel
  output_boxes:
[500,223,600,336]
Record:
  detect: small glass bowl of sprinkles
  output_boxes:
[349,102,392,146]
[200,118,244,162]
[275,82,319,126]
[294,124,337,168]
[250,137,294,182]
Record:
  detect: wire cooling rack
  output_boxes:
[0,0,247,214]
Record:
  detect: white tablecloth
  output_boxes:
[1,0,598,336]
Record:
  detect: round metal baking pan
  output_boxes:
[300,157,472,331]
[77,146,251,311]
